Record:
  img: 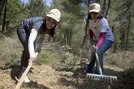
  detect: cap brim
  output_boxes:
[89,10,100,13]
[46,14,59,22]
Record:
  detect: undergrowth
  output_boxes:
[0,33,134,71]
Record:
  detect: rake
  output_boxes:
[86,45,117,82]
[15,52,38,89]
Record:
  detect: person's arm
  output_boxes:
[28,28,37,58]
[89,29,94,39]
[96,32,106,48]
[89,29,95,45]
[96,18,108,48]
[36,35,45,53]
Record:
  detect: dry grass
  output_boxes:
[104,51,134,69]
[0,34,134,89]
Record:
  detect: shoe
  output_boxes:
[84,69,93,73]
[19,66,30,83]
[84,70,87,73]
[84,69,90,73]
[24,76,30,83]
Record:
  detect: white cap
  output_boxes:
[89,3,100,13]
[46,9,61,22]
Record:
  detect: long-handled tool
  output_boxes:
[86,45,117,82]
[15,52,38,89]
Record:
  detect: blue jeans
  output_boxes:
[86,40,114,74]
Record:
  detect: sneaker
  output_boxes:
[19,66,30,83]
[84,70,87,73]
[84,69,89,73]
[84,69,93,73]
[24,76,30,83]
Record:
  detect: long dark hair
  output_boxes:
[39,19,57,38]
[88,12,104,20]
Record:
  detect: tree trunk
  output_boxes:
[125,14,131,51]
[102,0,107,17]
[64,30,68,45]
[69,30,72,46]
[81,0,90,48]
[105,0,112,20]
[2,0,7,33]
[0,0,5,16]
[110,26,114,52]
[81,18,89,48]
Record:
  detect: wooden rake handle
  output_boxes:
[93,44,103,75]
[15,52,38,89]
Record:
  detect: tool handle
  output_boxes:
[15,52,38,89]
[93,44,103,75]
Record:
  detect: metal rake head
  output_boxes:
[86,73,117,82]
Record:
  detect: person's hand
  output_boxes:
[92,46,98,53]
[90,39,98,45]
[36,48,41,53]
[90,38,95,45]
[28,57,36,65]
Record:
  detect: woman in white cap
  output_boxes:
[85,3,114,75]
[17,9,61,83]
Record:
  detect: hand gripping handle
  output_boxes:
[15,52,38,89]
[93,44,103,75]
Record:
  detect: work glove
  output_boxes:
[90,38,94,45]
[92,46,98,53]
[90,38,98,45]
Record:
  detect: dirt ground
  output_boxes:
[0,37,133,89]
[0,60,126,89]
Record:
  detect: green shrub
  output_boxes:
[0,86,4,89]
[36,50,51,65]
[105,58,118,66]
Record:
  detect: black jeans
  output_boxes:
[17,23,36,70]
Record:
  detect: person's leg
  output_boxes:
[85,51,96,73]
[17,27,31,82]
[85,40,98,73]
[17,25,37,83]
[95,40,113,74]
[17,27,29,70]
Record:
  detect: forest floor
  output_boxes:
[0,61,124,89]
[0,35,134,89]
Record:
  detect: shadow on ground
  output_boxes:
[21,81,49,89]
[1,60,134,89]
[10,65,49,89]
[111,67,134,89]
[55,60,134,89]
